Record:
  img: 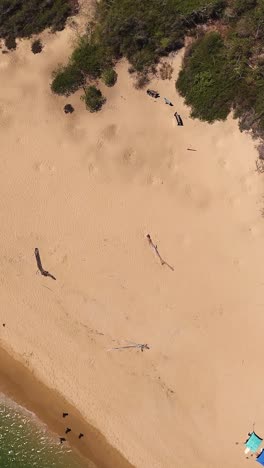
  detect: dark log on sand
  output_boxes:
[174,112,183,126]
[34,248,56,280]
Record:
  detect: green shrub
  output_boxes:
[0,0,73,39]
[5,36,16,50]
[102,68,117,87]
[81,86,106,112]
[71,39,109,78]
[51,65,84,96]
[176,32,238,122]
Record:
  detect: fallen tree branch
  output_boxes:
[35,248,56,280]
[146,234,174,271]
[108,343,150,352]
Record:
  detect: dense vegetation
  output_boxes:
[0,0,75,39]
[176,0,264,140]
[177,32,238,122]
[95,0,225,72]
[51,0,224,108]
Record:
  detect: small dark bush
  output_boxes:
[81,86,106,112]
[51,65,85,96]
[102,68,117,87]
[64,104,74,113]
[31,39,43,54]
[5,36,16,50]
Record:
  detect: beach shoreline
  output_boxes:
[0,343,134,468]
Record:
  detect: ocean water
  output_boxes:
[0,394,87,468]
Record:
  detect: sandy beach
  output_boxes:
[1,6,264,467]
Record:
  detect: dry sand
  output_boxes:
[0,12,264,468]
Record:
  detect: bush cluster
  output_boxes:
[51,0,224,110]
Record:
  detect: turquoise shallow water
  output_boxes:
[0,394,87,468]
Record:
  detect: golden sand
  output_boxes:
[0,11,263,468]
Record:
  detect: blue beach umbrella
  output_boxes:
[256,450,264,465]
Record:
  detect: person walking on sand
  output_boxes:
[164,97,173,106]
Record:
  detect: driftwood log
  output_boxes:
[146,234,174,271]
[109,343,150,352]
[34,248,56,280]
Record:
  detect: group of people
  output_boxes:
[147,89,184,126]
[59,412,84,444]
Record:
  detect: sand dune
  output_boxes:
[0,14,264,468]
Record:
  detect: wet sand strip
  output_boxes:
[0,345,134,468]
